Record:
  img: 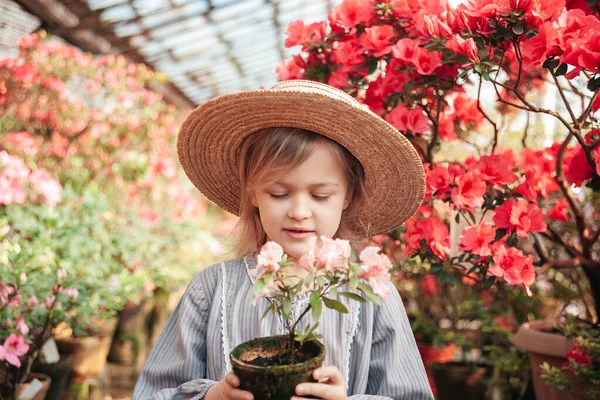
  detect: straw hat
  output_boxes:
[177,80,425,235]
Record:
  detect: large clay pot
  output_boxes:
[14,372,52,400]
[417,342,456,394]
[429,361,493,400]
[230,335,326,400]
[514,320,594,400]
[55,317,119,382]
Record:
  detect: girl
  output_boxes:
[132,80,433,400]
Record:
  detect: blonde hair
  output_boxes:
[228,127,370,257]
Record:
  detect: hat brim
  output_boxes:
[177,85,425,236]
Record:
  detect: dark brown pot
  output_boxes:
[230,335,326,400]
[108,295,156,367]
[428,361,493,400]
[417,341,456,395]
[14,372,52,400]
[514,320,593,400]
[31,354,74,400]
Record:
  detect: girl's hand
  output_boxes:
[292,366,348,400]
[205,372,253,400]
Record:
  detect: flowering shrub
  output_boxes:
[251,237,392,361]
[282,0,600,393]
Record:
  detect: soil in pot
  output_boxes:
[230,335,326,400]
[429,361,493,400]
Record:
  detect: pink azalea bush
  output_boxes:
[252,237,393,359]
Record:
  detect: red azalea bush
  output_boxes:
[281,0,599,396]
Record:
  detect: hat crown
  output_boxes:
[270,80,361,108]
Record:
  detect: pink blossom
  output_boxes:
[29,168,62,206]
[490,244,535,296]
[16,315,29,336]
[358,246,392,281]
[56,268,67,281]
[0,334,30,368]
[257,242,284,273]
[27,295,39,307]
[313,236,351,272]
[3,132,39,156]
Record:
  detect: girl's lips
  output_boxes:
[284,229,314,240]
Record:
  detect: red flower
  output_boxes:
[466,153,518,186]
[359,25,396,57]
[490,244,535,296]
[451,171,487,210]
[563,343,592,369]
[284,20,304,47]
[426,164,453,199]
[411,46,443,75]
[547,198,569,221]
[460,221,497,256]
[385,104,431,134]
[521,21,562,71]
[327,69,350,89]
[493,199,547,237]
[329,0,374,32]
[446,35,479,62]
[332,38,365,70]
[565,146,595,186]
[276,58,304,81]
[419,274,439,296]
[404,217,451,261]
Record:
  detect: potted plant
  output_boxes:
[230,236,393,399]
[282,0,600,397]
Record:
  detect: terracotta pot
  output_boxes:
[429,361,493,400]
[14,372,52,400]
[230,335,325,400]
[55,317,118,381]
[514,320,592,400]
[417,342,456,394]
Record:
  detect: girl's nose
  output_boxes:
[287,197,311,220]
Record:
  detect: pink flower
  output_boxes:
[411,46,443,75]
[451,171,487,210]
[493,199,547,237]
[547,198,569,221]
[56,268,67,281]
[445,35,479,61]
[29,168,62,206]
[257,242,284,273]
[459,221,496,256]
[276,58,304,81]
[385,104,431,134]
[3,132,39,156]
[313,236,351,272]
[285,20,305,47]
[490,244,535,296]
[16,315,29,336]
[0,334,30,368]
[359,25,396,57]
[329,0,374,31]
[359,246,393,281]
[27,295,38,307]
[563,342,592,369]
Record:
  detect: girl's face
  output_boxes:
[252,142,350,260]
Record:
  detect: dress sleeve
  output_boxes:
[349,281,434,400]
[132,273,218,400]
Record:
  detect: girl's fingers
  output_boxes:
[313,366,344,385]
[295,382,340,399]
[227,388,253,400]
[225,372,240,387]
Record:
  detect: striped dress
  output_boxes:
[132,254,434,400]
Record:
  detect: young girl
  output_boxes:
[132,80,434,400]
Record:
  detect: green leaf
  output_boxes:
[252,279,266,296]
[283,297,291,319]
[587,76,600,91]
[543,57,559,70]
[323,297,349,313]
[484,276,496,290]
[311,291,323,321]
[512,22,524,35]
[357,281,382,305]
[494,228,507,242]
[261,302,274,321]
[349,277,359,290]
[430,264,443,273]
[338,291,366,303]
[455,213,460,224]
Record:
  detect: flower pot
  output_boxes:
[417,342,456,394]
[55,317,118,382]
[514,320,592,400]
[230,335,326,400]
[147,287,172,350]
[14,372,52,400]
[31,354,74,400]
[108,295,155,367]
[428,361,493,400]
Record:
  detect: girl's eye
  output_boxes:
[312,195,329,202]
[270,193,288,199]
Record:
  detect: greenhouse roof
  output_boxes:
[11,0,338,107]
